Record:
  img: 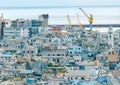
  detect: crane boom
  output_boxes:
[76,13,82,29]
[67,15,72,28]
[79,8,93,31]
[79,8,89,19]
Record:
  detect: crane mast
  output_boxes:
[76,13,82,29]
[67,15,72,28]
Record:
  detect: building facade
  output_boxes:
[3,27,30,38]
[108,26,114,49]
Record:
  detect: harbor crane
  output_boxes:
[76,13,82,29]
[67,15,72,29]
[79,8,93,31]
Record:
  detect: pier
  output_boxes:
[49,24,120,28]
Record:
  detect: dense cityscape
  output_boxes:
[0,11,120,85]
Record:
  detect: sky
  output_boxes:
[0,0,120,7]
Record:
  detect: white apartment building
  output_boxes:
[3,27,30,38]
[4,19,12,27]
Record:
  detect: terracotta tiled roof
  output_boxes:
[107,54,119,62]
[52,28,60,31]
[114,70,120,77]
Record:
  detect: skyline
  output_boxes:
[0,0,119,27]
[0,7,119,26]
[0,0,120,7]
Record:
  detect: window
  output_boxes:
[31,51,34,53]
[39,54,42,56]
[62,54,64,56]
[109,35,111,39]
[78,48,81,50]
[57,59,59,62]
[81,77,84,80]
[48,54,50,56]
[69,48,73,50]
[6,22,8,24]
[53,59,55,61]
[75,51,77,54]
[112,51,114,54]
[57,54,60,56]
[70,51,72,54]
[109,32,112,34]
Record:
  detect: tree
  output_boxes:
[48,63,52,67]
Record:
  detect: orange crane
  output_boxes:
[67,15,72,28]
[76,13,82,29]
[79,8,93,31]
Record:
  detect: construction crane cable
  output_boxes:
[79,8,89,19]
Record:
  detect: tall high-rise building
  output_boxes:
[0,22,5,38]
[0,14,4,38]
[0,13,5,38]
[42,14,49,27]
[39,14,49,27]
